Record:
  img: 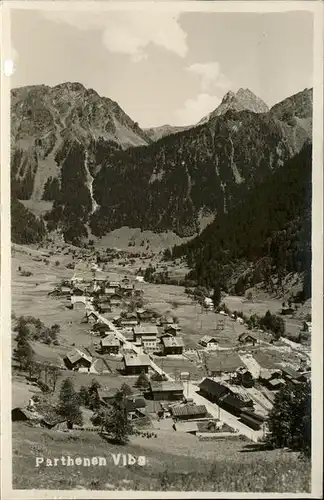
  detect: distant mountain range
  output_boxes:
[144,124,192,142]
[11,82,312,252]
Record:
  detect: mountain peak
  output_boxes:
[222,90,236,103]
[199,87,269,124]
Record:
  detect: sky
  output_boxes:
[10,7,314,128]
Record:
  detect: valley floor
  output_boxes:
[9,241,311,493]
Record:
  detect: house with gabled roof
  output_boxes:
[100,335,121,354]
[161,336,184,355]
[133,325,158,341]
[220,393,252,417]
[149,381,184,401]
[136,308,156,323]
[64,349,92,370]
[238,332,257,345]
[199,378,229,403]
[123,353,150,375]
[158,316,175,327]
[199,335,218,349]
[92,321,111,336]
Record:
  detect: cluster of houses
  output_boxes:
[259,365,310,390]
[97,381,213,435]
[199,332,257,351]
[87,313,185,358]
[198,377,265,430]
[49,275,141,313]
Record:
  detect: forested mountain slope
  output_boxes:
[170,143,312,297]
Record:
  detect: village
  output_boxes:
[11,245,312,445]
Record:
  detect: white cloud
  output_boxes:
[174,93,221,126]
[187,62,231,92]
[42,11,187,61]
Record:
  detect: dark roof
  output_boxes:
[170,404,207,418]
[240,413,262,429]
[240,409,266,422]
[93,321,110,330]
[199,378,229,398]
[238,332,257,342]
[279,366,302,380]
[200,335,218,345]
[65,348,92,365]
[125,396,146,412]
[12,407,43,421]
[221,394,247,410]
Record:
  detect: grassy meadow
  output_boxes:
[12,423,310,492]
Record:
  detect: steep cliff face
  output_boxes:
[11,82,151,203]
[11,84,312,245]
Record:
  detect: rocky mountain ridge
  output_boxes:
[10,83,312,246]
[11,82,151,202]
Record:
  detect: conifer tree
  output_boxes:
[79,385,90,407]
[57,378,83,429]
[134,371,150,390]
[88,378,101,410]
[103,390,133,444]
[15,339,34,371]
[267,381,311,457]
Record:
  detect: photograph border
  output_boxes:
[1,1,323,498]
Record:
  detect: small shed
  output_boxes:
[199,335,218,348]
[11,407,43,424]
[170,403,207,421]
[238,333,257,345]
[164,324,182,335]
